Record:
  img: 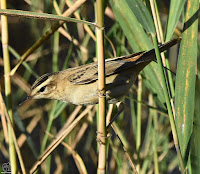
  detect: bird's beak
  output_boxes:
[19,95,33,106]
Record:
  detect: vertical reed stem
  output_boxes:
[96,0,107,173]
[152,34,185,173]
[1,0,17,173]
[136,74,142,173]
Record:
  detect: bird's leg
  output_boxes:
[97,88,107,98]
[106,101,125,129]
[96,102,124,144]
[96,131,111,145]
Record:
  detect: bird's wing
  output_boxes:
[68,59,137,85]
[68,38,181,85]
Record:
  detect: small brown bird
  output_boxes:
[23,38,180,105]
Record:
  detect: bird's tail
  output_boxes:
[118,37,181,63]
[158,38,181,53]
[141,37,181,62]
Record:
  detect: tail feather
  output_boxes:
[141,37,181,61]
[120,38,181,63]
[143,38,181,60]
[159,38,181,53]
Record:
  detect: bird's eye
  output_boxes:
[39,86,46,92]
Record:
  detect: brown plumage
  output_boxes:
[25,38,180,105]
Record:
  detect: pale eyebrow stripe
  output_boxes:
[31,72,54,89]
[31,71,60,90]
[31,75,49,90]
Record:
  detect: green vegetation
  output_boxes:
[0,0,199,173]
